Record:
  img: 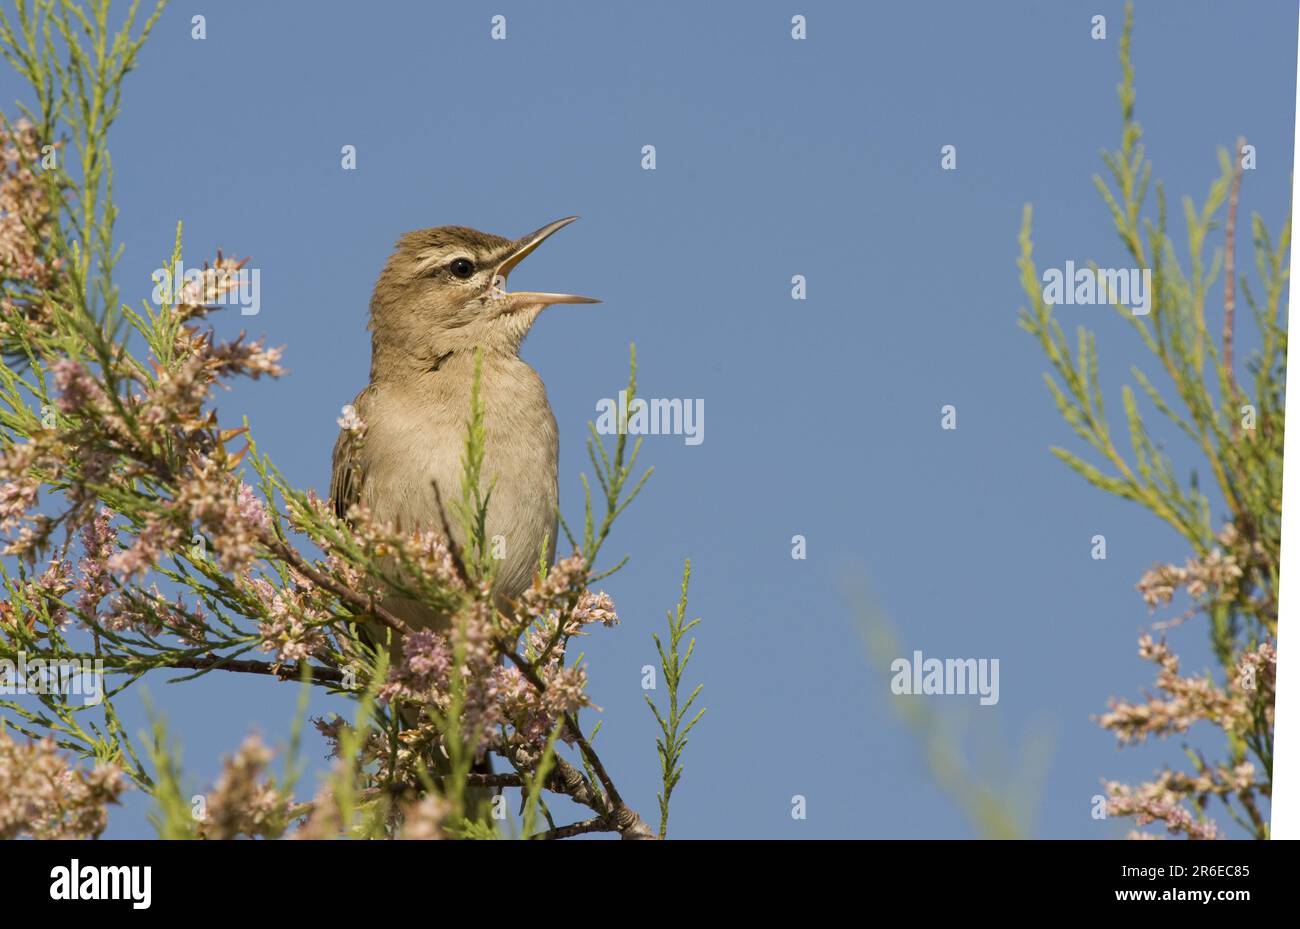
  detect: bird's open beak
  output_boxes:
[491,216,600,308]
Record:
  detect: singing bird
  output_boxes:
[330,217,598,644]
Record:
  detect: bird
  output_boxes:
[330,216,599,654]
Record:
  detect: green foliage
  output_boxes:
[453,348,496,583]
[1018,2,1282,837]
[520,723,561,838]
[644,558,704,838]
[561,344,653,582]
[321,670,392,838]
[0,0,164,328]
[1019,6,1286,605]
[140,698,195,839]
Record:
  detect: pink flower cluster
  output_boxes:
[0,118,62,332]
[1100,636,1276,839]
[1099,635,1245,744]
[242,573,331,662]
[1104,778,1222,840]
[378,551,618,764]
[108,464,269,580]
[196,734,289,839]
[1137,525,1255,610]
[75,508,116,618]
[0,728,126,839]
[173,251,251,317]
[0,440,54,557]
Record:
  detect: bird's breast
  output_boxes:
[361,360,560,597]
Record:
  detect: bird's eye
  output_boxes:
[449,258,475,279]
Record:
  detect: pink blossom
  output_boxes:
[75,508,117,618]
[51,358,106,414]
[572,590,619,627]
[0,729,126,839]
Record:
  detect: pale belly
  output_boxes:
[360,370,560,618]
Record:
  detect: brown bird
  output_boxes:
[330,217,598,647]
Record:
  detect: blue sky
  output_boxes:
[3,0,1294,838]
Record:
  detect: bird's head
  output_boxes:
[368,216,598,366]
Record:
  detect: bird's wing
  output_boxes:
[330,390,369,521]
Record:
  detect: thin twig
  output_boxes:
[377,774,525,793]
[529,816,606,840]
[165,654,345,684]
[500,646,656,840]
[265,536,411,637]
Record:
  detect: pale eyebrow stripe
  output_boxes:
[414,246,513,277]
